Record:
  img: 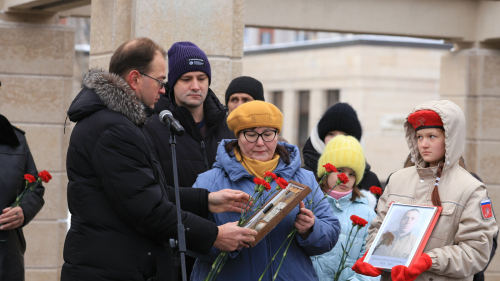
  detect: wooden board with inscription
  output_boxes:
[242,180,311,247]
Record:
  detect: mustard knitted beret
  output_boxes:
[317,135,366,185]
[227,100,283,137]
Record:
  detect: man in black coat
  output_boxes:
[143,41,239,279]
[0,114,45,281]
[61,38,256,281]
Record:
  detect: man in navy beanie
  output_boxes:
[143,42,235,280]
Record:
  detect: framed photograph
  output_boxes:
[365,203,442,271]
[242,180,311,247]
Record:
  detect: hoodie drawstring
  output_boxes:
[431,162,444,207]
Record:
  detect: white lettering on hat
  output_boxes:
[187,58,205,66]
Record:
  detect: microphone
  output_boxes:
[159,110,185,136]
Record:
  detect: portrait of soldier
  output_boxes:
[372,208,420,259]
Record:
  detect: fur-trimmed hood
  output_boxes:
[404,100,465,176]
[68,68,147,126]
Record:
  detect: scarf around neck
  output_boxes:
[234,149,280,178]
[329,189,353,200]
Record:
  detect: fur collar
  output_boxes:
[81,68,146,126]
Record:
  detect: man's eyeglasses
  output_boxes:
[242,130,278,143]
[139,72,166,89]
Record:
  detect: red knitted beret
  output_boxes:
[407,110,443,131]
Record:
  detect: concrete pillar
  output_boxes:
[0,18,74,280]
[281,89,298,145]
[308,89,325,134]
[89,0,245,101]
[439,47,500,279]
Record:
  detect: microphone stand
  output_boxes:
[167,120,188,281]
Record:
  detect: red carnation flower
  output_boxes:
[323,163,337,173]
[275,177,288,189]
[254,178,270,191]
[24,174,36,183]
[350,215,368,227]
[337,173,349,184]
[264,171,277,180]
[260,178,268,186]
[369,186,382,196]
[38,170,52,183]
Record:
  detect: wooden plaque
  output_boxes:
[242,180,311,247]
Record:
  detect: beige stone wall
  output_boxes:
[242,44,444,181]
[440,47,500,279]
[0,20,74,280]
[89,0,244,100]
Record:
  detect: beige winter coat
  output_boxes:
[367,100,498,281]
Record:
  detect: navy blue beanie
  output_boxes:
[167,42,211,89]
[317,103,362,141]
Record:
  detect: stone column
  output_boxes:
[439,47,500,278]
[89,0,244,101]
[281,89,299,145]
[0,19,74,280]
[308,88,325,133]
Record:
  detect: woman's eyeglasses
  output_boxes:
[242,130,278,143]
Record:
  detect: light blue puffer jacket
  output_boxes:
[190,140,341,281]
[311,191,380,281]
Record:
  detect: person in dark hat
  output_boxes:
[144,41,235,190]
[142,41,239,279]
[301,102,381,192]
[225,76,265,114]
[0,111,45,281]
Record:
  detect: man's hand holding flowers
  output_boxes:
[1,171,51,231]
[0,206,24,230]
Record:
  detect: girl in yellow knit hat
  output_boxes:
[311,135,379,281]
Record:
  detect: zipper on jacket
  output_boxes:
[201,141,209,170]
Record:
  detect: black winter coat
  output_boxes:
[301,137,381,191]
[0,114,45,281]
[61,69,218,281]
[143,87,234,189]
[143,87,234,280]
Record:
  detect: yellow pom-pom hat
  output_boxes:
[317,135,366,185]
[227,100,283,137]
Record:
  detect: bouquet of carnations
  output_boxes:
[0,170,51,240]
[204,171,288,281]
[11,170,52,208]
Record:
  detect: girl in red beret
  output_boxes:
[353,100,498,281]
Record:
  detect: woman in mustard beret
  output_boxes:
[190,100,340,281]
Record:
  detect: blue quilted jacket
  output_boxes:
[190,140,341,281]
[311,191,379,281]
